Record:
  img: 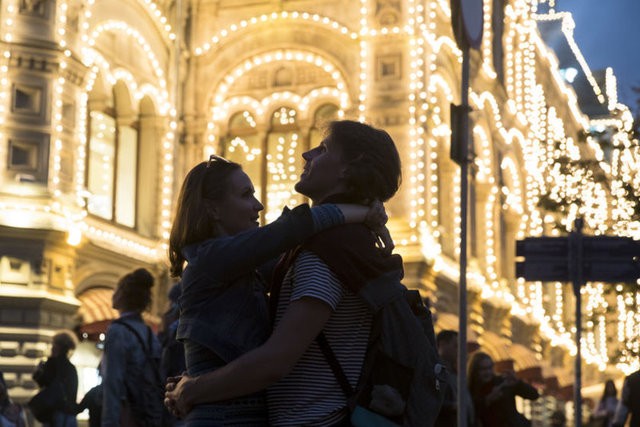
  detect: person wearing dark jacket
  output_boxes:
[613,369,640,427]
[0,373,26,427]
[76,383,102,427]
[164,145,387,425]
[435,330,475,427]
[468,351,539,427]
[32,330,79,427]
[165,120,401,426]
[102,268,163,427]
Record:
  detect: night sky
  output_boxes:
[557,0,640,115]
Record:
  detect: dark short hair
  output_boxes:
[169,159,242,277]
[436,329,458,347]
[115,268,155,312]
[52,330,78,357]
[328,120,401,203]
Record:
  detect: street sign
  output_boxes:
[450,0,484,49]
[582,236,640,258]
[450,104,470,165]
[517,235,640,259]
[460,0,484,49]
[516,258,640,282]
[583,259,640,282]
[515,258,569,282]
[516,237,568,258]
[515,223,640,427]
[516,235,640,283]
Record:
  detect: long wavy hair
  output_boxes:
[467,351,494,395]
[168,159,241,277]
[601,379,617,400]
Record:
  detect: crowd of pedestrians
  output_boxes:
[1,120,637,426]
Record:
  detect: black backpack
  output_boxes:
[316,271,448,426]
[112,319,164,427]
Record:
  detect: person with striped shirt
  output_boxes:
[165,120,402,426]
[167,151,389,426]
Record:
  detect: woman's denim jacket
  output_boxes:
[176,203,343,363]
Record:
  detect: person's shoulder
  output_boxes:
[106,319,136,339]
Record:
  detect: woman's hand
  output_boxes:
[165,375,195,419]
[373,224,395,256]
[364,200,388,229]
[364,200,395,255]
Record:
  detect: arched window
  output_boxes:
[265,107,303,221]
[86,80,139,228]
[224,111,263,203]
[87,110,116,220]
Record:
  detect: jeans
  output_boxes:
[44,411,77,427]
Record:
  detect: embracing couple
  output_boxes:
[166,120,403,426]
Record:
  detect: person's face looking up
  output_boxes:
[295,137,348,204]
[477,357,495,384]
[212,169,264,236]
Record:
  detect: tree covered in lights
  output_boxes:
[537,126,640,233]
[534,108,640,368]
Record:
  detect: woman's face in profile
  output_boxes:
[213,170,264,236]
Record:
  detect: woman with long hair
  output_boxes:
[593,379,618,427]
[468,351,539,427]
[167,154,386,425]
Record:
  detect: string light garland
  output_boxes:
[0,0,637,375]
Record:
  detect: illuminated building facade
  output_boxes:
[0,0,638,421]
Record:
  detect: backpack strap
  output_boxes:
[269,245,304,325]
[273,246,357,398]
[112,319,162,385]
[316,332,355,398]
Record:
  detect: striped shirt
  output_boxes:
[267,251,372,427]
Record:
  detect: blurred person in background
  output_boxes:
[468,351,539,427]
[435,330,475,427]
[0,373,26,427]
[102,268,163,427]
[32,330,79,427]
[592,379,618,427]
[613,369,640,427]
[75,363,102,427]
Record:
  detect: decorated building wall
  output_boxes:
[0,0,638,422]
